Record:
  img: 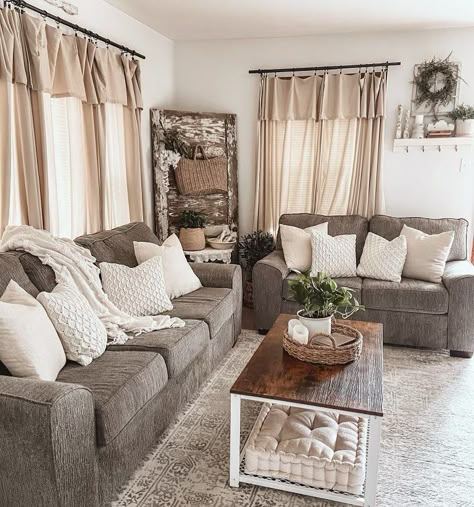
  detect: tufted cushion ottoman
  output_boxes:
[244,404,368,495]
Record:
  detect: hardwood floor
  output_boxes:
[242,306,256,330]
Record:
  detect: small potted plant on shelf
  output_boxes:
[450,104,474,137]
[178,210,207,251]
[239,230,274,308]
[288,271,364,335]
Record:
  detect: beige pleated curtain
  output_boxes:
[0,7,147,236]
[254,72,387,233]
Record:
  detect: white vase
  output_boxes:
[297,310,332,337]
[456,119,474,138]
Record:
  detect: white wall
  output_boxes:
[28,0,175,223]
[174,28,474,240]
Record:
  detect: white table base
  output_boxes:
[229,393,382,507]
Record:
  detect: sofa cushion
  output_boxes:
[75,222,159,267]
[283,274,362,302]
[369,215,468,262]
[0,252,39,296]
[108,319,209,378]
[362,278,448,314]
[165,287,234,338]
[57,351,168,446]
[277,214,368,262]
[18,252,56,293]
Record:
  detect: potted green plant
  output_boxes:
[239,230,274,308]
[288,271,364,335]
[450,104,474,137]
[178,210,207,251]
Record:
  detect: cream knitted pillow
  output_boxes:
[311,231,357,278]
[357,233,407,282]
[100,256,173,317]
[38,280,107,367]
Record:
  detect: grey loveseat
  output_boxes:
[254,214,474,358]
[0,222,242,507]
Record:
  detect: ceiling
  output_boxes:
[103,0,474,41]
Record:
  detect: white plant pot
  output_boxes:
[456,119,474,138]
[297,311,332,337]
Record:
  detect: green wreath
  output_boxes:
[413,55,460,117]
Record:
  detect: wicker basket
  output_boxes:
[283,323,363,365]
[179,228,206,251]
[175,145,228,195]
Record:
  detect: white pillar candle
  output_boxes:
[292,324,309,346]
[287,319,300,338]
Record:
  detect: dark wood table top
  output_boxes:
[231,314,383,417]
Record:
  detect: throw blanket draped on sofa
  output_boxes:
[0,225,184,344]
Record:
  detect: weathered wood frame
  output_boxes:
[151,109,238,243]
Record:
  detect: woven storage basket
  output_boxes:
[175,145,228,195]
[283,323,363,365]
[179,228,206,251]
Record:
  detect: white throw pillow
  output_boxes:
[400,225,455,283]
[357,233,407,282]
[311,231,357,278]
[0,281,66,381]
[100,256,173,316]
[280,223,328,272]
[38,281,107,367]
[134,234,202,299]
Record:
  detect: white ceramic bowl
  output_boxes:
[207,240,236,250]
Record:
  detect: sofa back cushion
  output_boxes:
[277,214,369,262]
[18,252,57,293]
[0,252,39,297]
[75,222,160,266]
[369,215,468,261]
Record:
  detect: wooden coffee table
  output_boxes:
[229,314,383,507]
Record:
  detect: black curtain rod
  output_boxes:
[4,0,146,60]
[249,61,401,75]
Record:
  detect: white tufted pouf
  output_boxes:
[244,404,368,495]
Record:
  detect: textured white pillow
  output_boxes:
[38,281,107,367]
[100,256,173,316]
[134,234,202,299]
[0,281,66,380]
[280,223,328,272]
[357,233,407,282]
[311,231,357,278]
[400,225,455,283]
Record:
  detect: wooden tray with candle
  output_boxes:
[283,322,363,366]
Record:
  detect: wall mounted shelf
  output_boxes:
[393,137,474,152]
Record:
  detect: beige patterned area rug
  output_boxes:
[113,330,474,507]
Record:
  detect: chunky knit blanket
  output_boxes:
[0,225,184,344]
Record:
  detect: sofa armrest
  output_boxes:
[443,260,474,355]
[190,263,243,339]
[0,376,98,507]
[253,250,289,331]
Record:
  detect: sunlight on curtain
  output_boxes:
[103,103,131,230]
[47,96,88,238]
[317,119,357,215]
[276,120,318,215]
[8,83,22,226]
[273,119,357,217]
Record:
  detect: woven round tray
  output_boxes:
[283,323,363,365]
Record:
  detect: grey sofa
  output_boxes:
[0,222,242,507]
[254,214,474,358]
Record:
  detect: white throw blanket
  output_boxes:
[0,225,185,344]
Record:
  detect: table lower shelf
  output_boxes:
[230,395,381,507]
[239,466,366,506]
